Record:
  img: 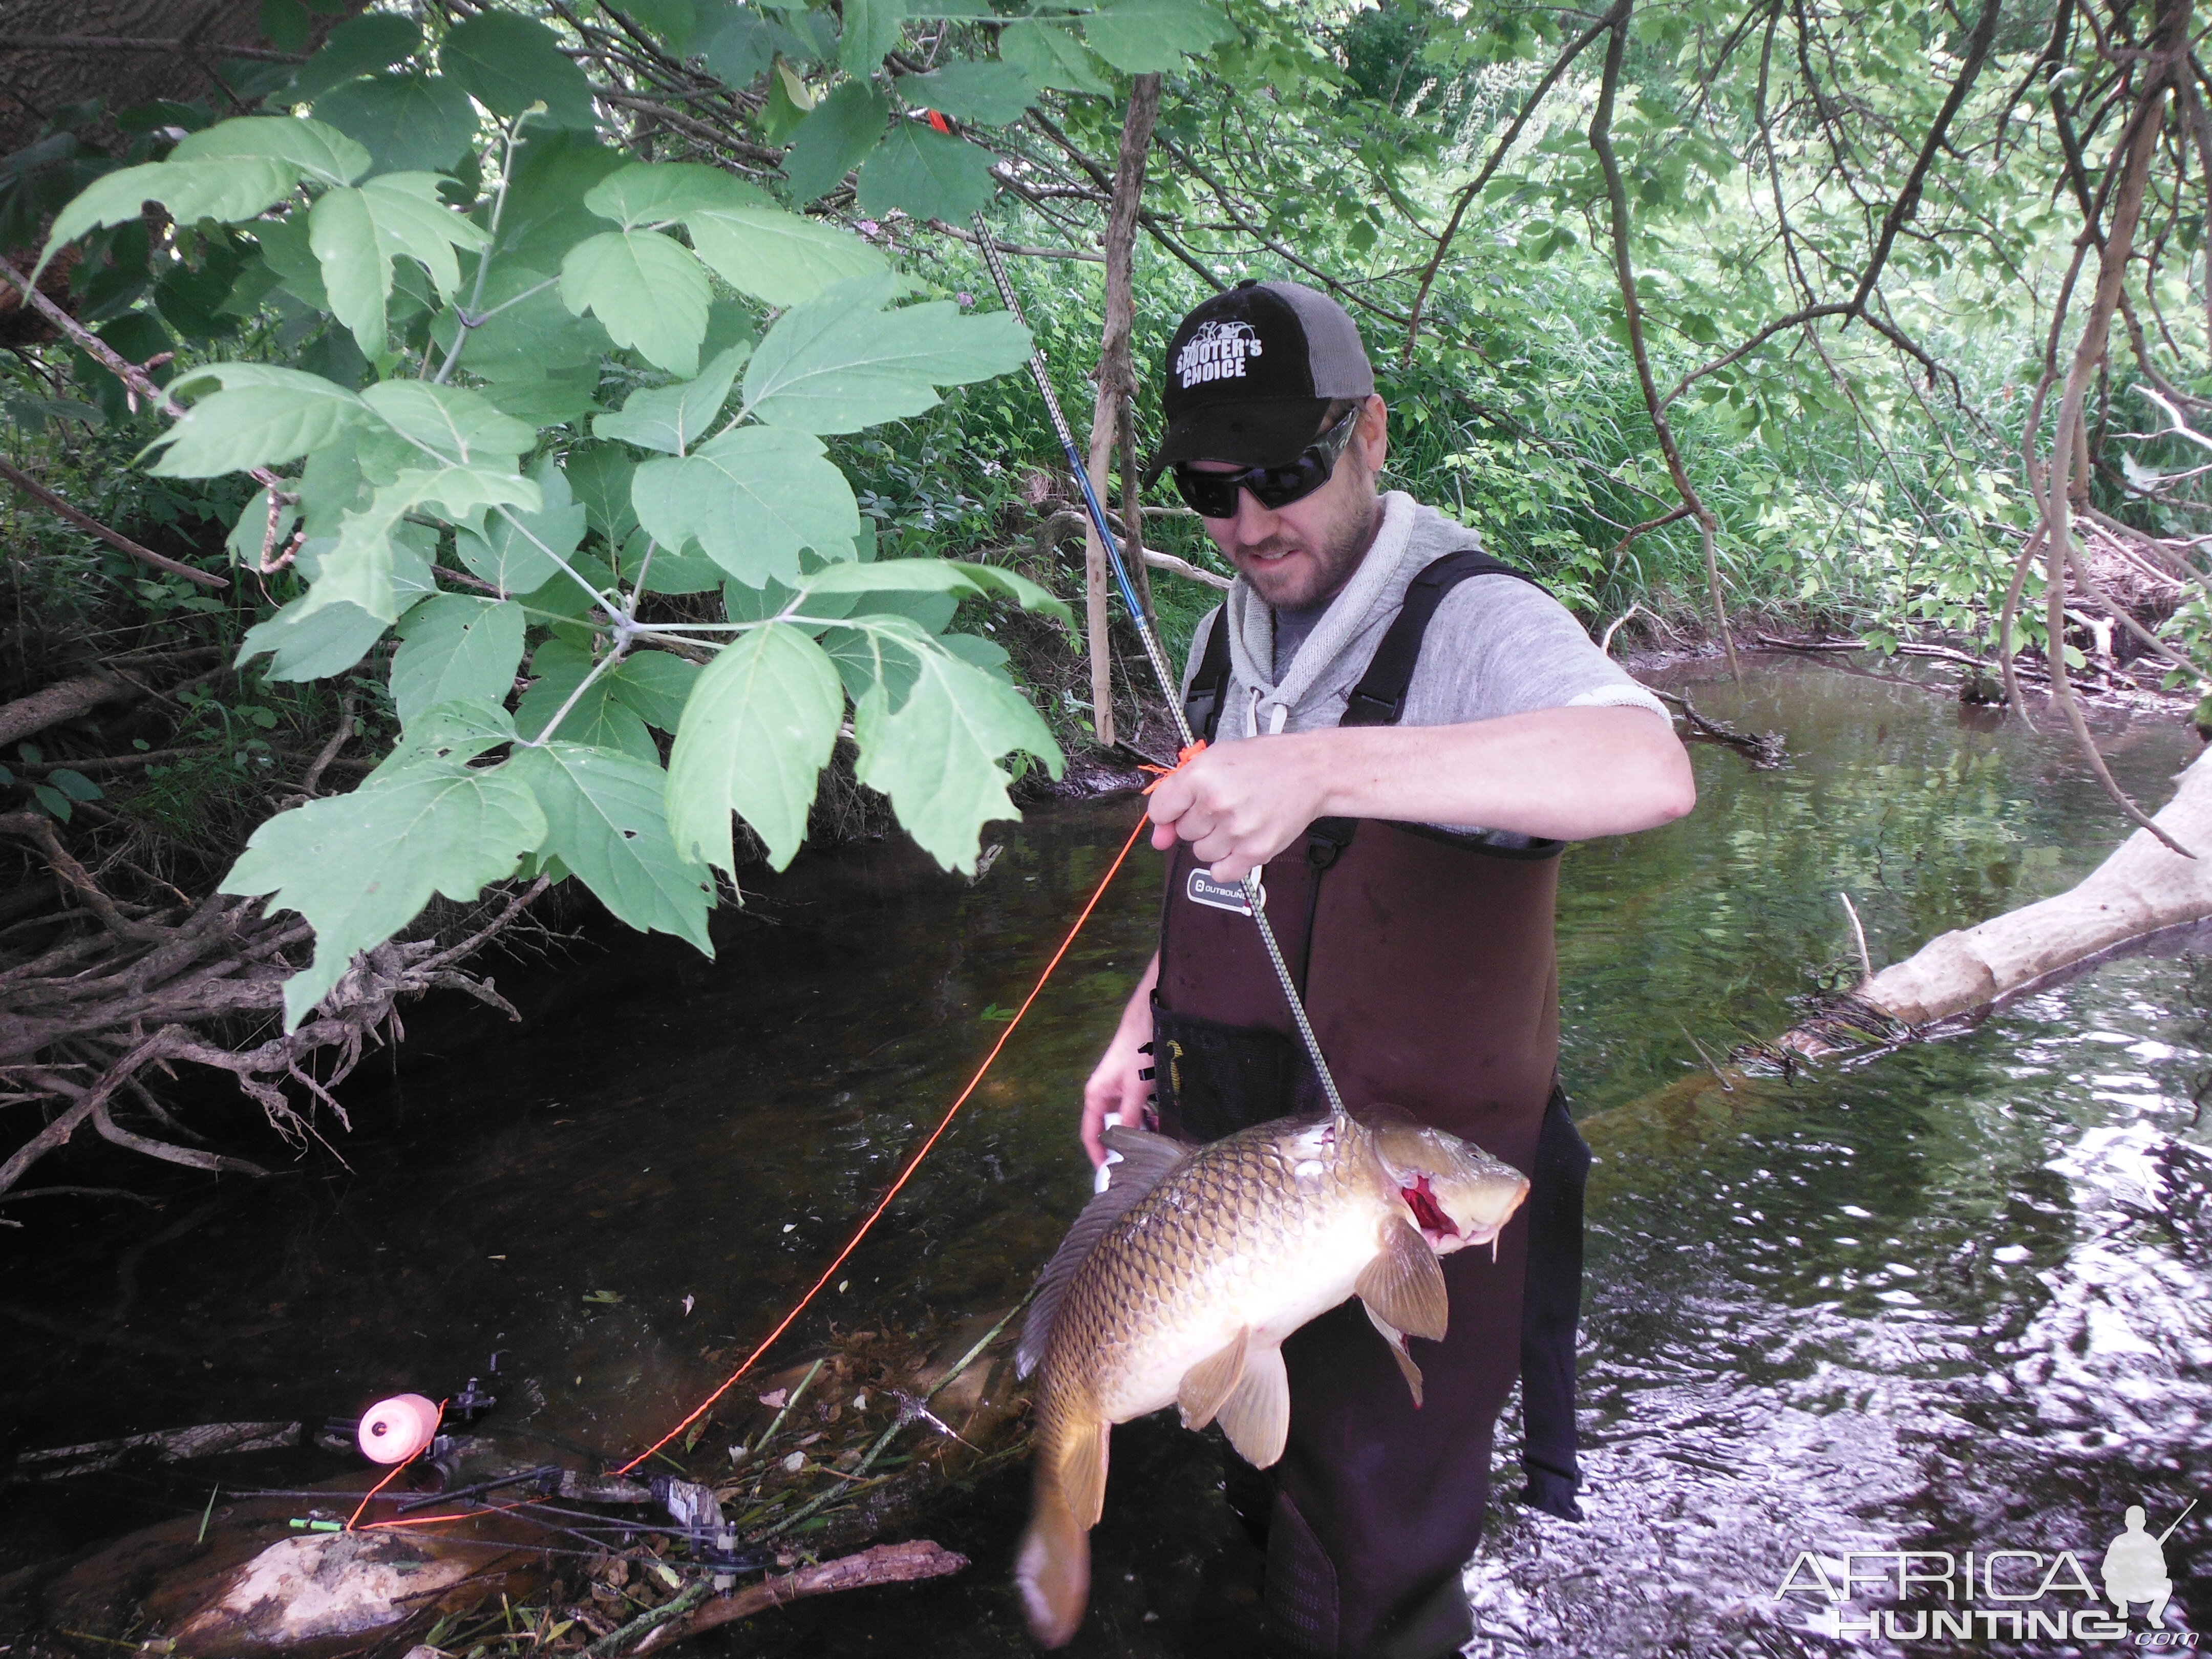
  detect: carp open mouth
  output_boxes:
[1400,1174,1504,1259]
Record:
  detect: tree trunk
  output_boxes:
[1080,72,1163,747]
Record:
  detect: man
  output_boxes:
[1078,280,1695,1657]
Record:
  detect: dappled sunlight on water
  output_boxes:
[4,654,2211,1654]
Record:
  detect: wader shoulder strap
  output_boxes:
[1185,606,1234,743]
[1338,548,1542,728]
[1182,550,1541,746]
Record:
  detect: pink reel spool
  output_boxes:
[356,1393,439,1464]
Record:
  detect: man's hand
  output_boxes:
[1080,953,1160,1166]
[1144,739,1330,884]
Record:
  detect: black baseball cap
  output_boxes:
[1145,280,1376,479]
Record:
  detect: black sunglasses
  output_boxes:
[1171,408,1361,519]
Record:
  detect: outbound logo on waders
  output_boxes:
[1185,869,1259,916]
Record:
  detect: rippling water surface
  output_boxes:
[5,654,2210,1656]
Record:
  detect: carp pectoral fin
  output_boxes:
[1363,1304,1426,1408]
[1177,1326,1250,1431]
[1216,1344,1289,1469]
[1357,1217,1450,1344]
[1058,1417,1112,1530]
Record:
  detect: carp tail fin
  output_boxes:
[1016,1420,1105,1649]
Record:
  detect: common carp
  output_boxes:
[1012,1110,1531,1647]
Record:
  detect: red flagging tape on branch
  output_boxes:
[614,807,1157,1476]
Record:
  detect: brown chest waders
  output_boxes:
[1152,550,1592,1658]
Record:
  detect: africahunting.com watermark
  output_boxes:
[1775,1501,2196,1644]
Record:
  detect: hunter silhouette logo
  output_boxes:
[1176,318,1263,390]
[2104,1500,2192,1628]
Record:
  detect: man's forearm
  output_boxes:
[1304,705,1694,841]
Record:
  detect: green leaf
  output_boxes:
[455,455,585,592]
[781,80,890,204]
[682,201,887,307]
[741,273,1031,434]
[314,75,480,175]
[592,344,749,456]
[632,426,860,586]
[855,122,995,221]
[996,22,1112,96]
[442,12,599,127]
[144,364,366,477]
[434,264,608,380]
[390,595,528,726]
[852,639,1060,874]
[306,465,540,623]
[636,541,725,594]
[291,13,423,102]
[667,622,843,872]
[895,62,1036,124]
[47,767,103,803]
[360,380,536,465]
[584,160,760,229]
[566,445,638,541]
[800,556,1071,626]
[236,593,391,680]
[171,117,371,188]
[608,650,700,730]
[698,5,794,86]
[33,784,71,822]
[511,743,714,950]
[624,0,699,51]
[42,159,301,267]
[840,0,905,74]
[221,759,548,1029]
[560,228,710,375]
[312,173,492,356]
[516,642,657,758]
[368,699,519,781]
[1081,0,1233,72]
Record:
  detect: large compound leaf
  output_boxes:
[1081,0,1235,72]
[236,594,391,681]
[305,465,540,622]
[560,228,710,375]
[592,344,748,456]
[145,364,366,476]
[895,62,1037,124]
[741,274,1030,434]
[313,172,494,352]
[682,201,886,306]
[314,75,479,175]
[666,621,843,872]
[291,13,422,102]
[222,759,548,1029]
[853,639,1061,874]
[455,455,586,592]
[171,117,371,187]
[390,595,527,726]
[855,122,996,222]
[631,426,859,586]
[996,22,1112,96]
[782,80,889,204]
[361,380,536,465]
[511,743,713,950]
[368,699,520,782]
[608,650,699,730]
[442,13,599,126]
[585,161,759,229]
[839,0,904,73]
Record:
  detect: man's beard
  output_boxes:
[1231,492,1378,609]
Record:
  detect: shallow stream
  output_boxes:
[5,654,2210,1655]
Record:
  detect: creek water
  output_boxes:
[5,653,2210,1657]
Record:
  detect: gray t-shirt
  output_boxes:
[1183,492,1668,839]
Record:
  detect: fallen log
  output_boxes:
[632,1541,970,1653]
[1823,739,2212,1035]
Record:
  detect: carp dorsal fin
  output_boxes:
[1363,1304,1426,1408]
[1177,1326,1250,1430]
[1016,1125,1192,1378]
[1057,1416,1112,1529]
[1216,1344,1290,1467]
[1355,1216,1449,1344]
